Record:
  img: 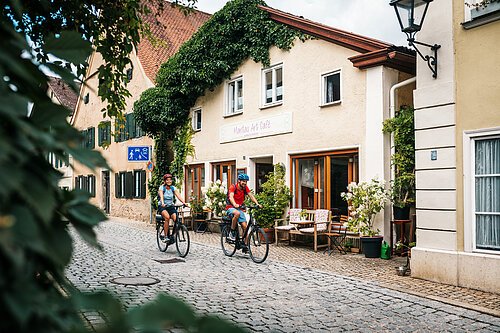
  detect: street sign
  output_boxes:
[128,146,150,162]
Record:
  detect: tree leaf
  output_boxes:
[44,31,92,65]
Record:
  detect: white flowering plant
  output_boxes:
[341,178,389,237]
[205,180,227,216]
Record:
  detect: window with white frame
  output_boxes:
[262,64,283,105]
[192,108,202,131]
[227,77,243,115]
[468,134,500,253]
[321,70,341,105]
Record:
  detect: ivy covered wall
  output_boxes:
[134,0,302,203]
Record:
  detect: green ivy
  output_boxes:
[382,106,415,208]
[134,0,302,187]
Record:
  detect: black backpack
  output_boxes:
[226,184,246,206]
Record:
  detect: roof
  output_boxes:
[258,5,415,74]
[138,3,211,82]
[47,77,79,113]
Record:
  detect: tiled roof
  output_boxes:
[138,3,211,83]
[47,77,79,113]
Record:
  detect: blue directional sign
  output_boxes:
[128,146,150,162]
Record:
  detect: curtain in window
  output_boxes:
[475,138,500,250]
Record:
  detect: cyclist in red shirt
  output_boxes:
[226,173,261,247]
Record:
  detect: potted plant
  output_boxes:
[189,192,206,219]
[382,106,415,220]
[205,179,227,217]
[253,163,293,243]
[341,178,389,258]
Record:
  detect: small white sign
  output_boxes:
[219,113,292,143]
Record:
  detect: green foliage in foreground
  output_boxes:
[0,1,243,332]
[134,0,303,187]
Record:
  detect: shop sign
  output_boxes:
[219,112,292,143]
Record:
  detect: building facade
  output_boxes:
[71,5,210,222]
[185,8,415,239]
[410,0,500,293]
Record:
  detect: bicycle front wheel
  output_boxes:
[221,225,236,257]
[248,227,269,263]
[156,223,168,252]
[175,224,190,258]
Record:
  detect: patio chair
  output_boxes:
[324,215,349,255]
[298,209,331,252]
[274,208,301,245]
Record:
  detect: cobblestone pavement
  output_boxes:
[67,217,500,332]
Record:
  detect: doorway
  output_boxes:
[291,150,358,211]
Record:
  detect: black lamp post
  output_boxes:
[390,0,441,78]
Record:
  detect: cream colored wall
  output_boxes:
[412,0,500,294]
[190,38,366,169]
[189,37,408,237]
[72,50,154,222]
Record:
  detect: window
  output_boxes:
[467,134,500,253]
[192,108,202,131]
[321,70,341,105]
[262,64,283,105]
[126,68,133,82]
[212,161,236,190]
[226,77,243,115]
[185,164,205,201]
[81,127,95,149]
[74,175,96,197]
[133,170,147,199]
[98,121,111,147]
[115,171,144,199]
[463,0,500,28]
[114,113,143,142]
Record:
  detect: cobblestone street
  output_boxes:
[67,218,500,332]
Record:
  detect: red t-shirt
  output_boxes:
[225,184,250,209]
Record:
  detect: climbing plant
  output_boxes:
[134,0,304,190]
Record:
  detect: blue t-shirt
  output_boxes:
[158,185,176,206]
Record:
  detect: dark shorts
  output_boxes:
[158,205,177,217]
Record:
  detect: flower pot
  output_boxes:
[393,206,410,220]
[261,227,274,244]
[360,236,383,258]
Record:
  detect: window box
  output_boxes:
[471,1,500,19]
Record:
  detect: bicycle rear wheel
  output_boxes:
[248,227,269,263]
[221,225,236,257]
[175,224,190,258]
[156,222,168,252]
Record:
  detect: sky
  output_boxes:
[193,0,408,46]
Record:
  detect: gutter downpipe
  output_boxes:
[389,77,416,184]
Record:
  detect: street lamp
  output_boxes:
[390,0,441,78]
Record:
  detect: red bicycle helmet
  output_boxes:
[163,173,173,180]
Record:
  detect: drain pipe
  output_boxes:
[389,76,416,182]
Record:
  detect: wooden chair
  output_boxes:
[324,215,348,255]
[274,208,301,245]
[297,209,331,252]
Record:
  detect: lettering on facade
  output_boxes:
[220,113,292,143]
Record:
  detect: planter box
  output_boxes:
[471,2,500,19]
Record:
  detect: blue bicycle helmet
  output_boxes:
[237,173,249,181]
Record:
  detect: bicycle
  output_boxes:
[220,204,269,263]
[156,204,190,258]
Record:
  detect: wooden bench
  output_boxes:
[289,209,331,252]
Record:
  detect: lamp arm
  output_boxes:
[408,38,441,79]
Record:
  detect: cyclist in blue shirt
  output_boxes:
[158,173,186,243]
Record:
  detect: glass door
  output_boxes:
[294,158,325,209]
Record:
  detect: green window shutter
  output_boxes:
[126,113,136,139]
[98,125,103,146]
[105,121,111,145]
[114,120,122,142]
[140,170,146,199]
[89,127,95,149]
[75,177,80,190]
[115,173,120,197]
[90,175,96,197]
[125,171,133,199]
[80,129,87,148]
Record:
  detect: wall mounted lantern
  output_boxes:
[390,0,441,78]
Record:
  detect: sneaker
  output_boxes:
[228,230,236,241]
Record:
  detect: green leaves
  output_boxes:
[45,31,93,65]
